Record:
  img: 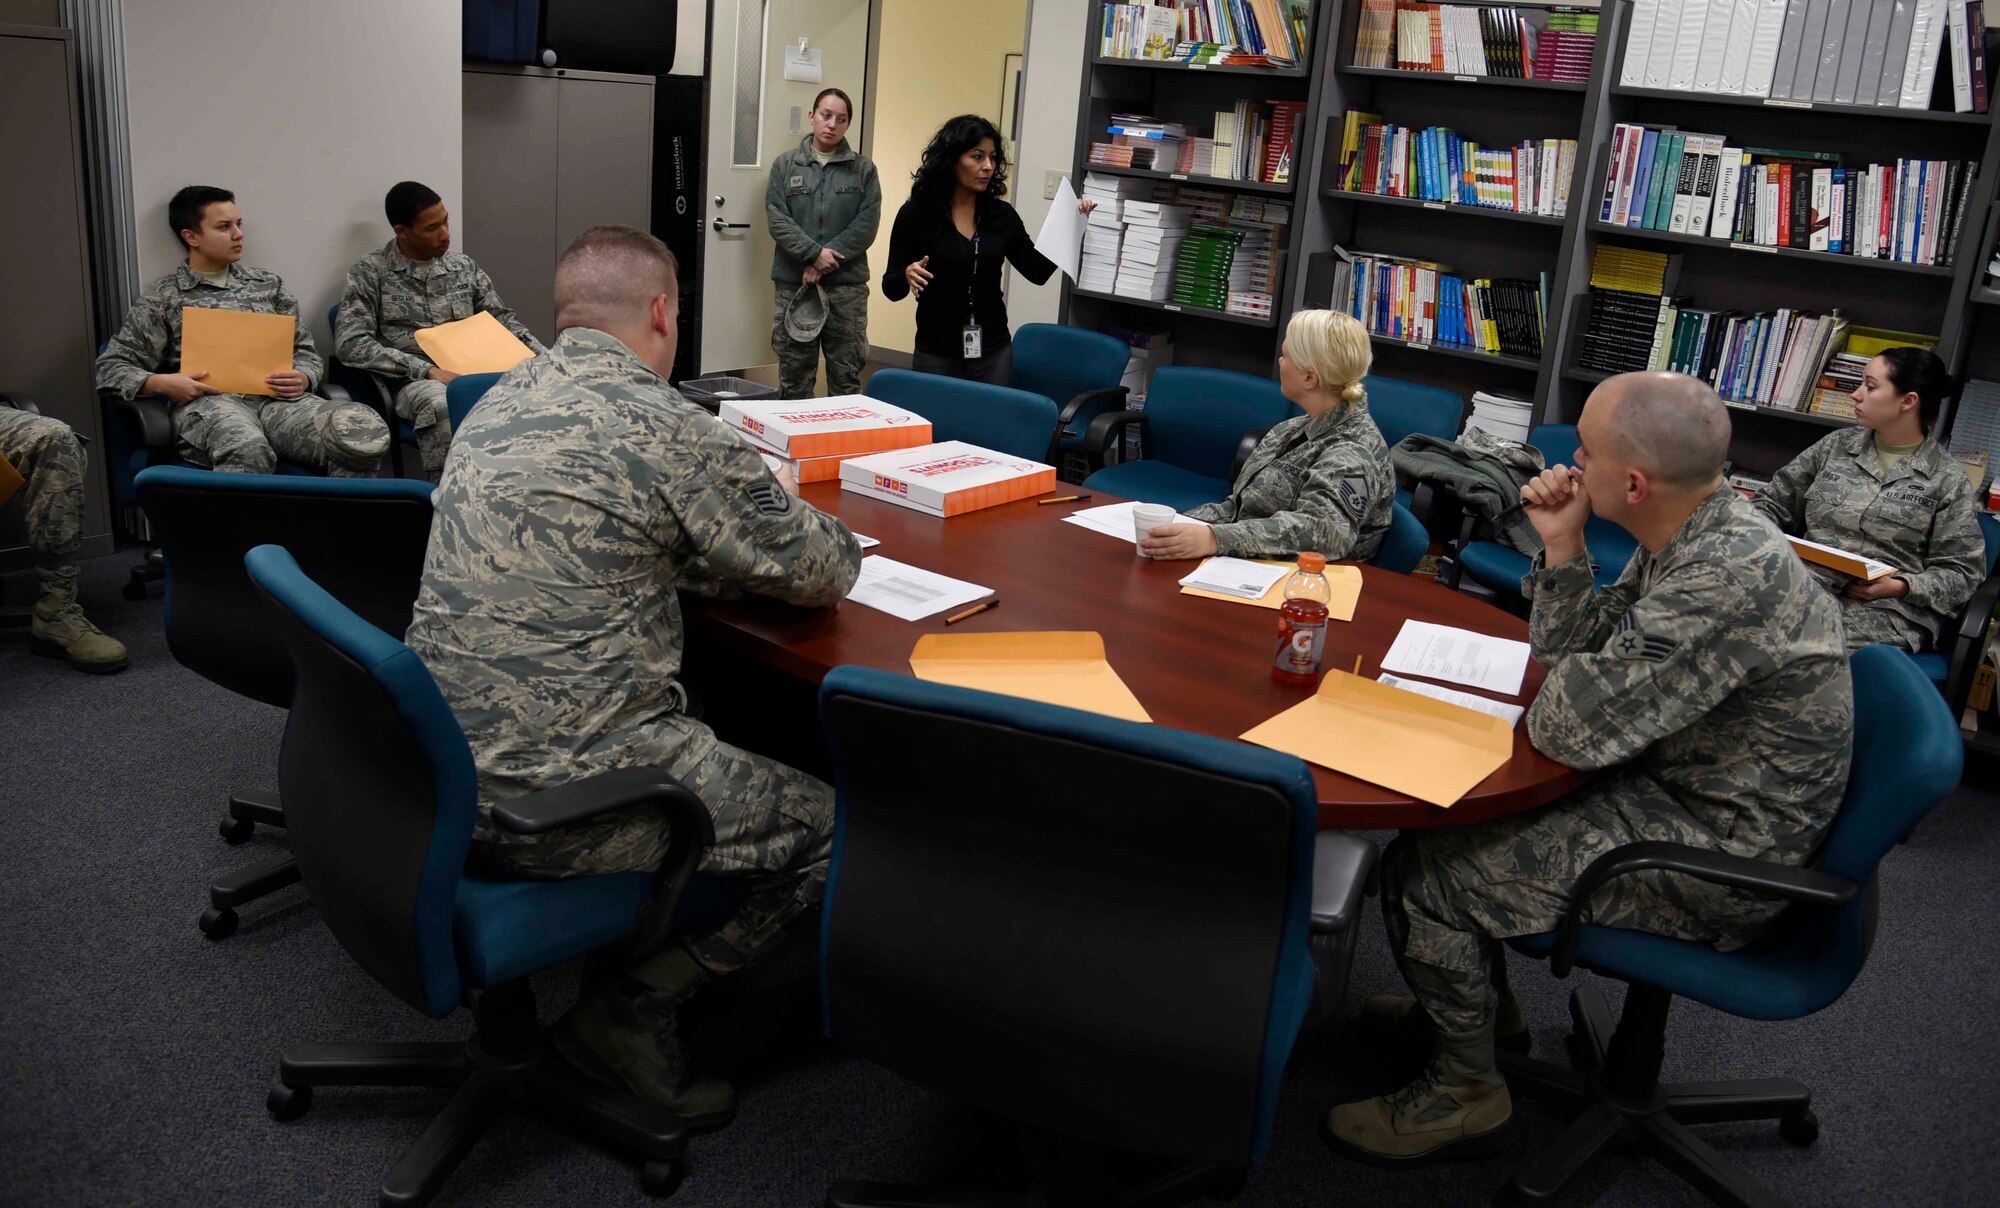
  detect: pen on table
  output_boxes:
[944,599,1001,625]
[1035,494,1091,505]
[1352,655,1363,675]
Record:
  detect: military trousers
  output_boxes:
[0,407,86,564]
[393,378,453,477]
[1382,770,1795,1034]
[772,282,870,399]
[911,344,1014,386]
[1838,598,1931,654]
[471,727,835,977]
[173,393,388,477]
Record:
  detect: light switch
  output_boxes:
[1044,169,1063,201]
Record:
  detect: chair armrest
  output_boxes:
[491,766,717,962]
[1082,409,1146,473]
[1437,508,1479,591]
[0,391,42,415]
[1310,832,1376,934]
[108,392,175,448]
[1942,572,2000,714]
[1229,425,1273,484]
[1548,840,1859,977]
[1056,385,1129,432]
[323,381,353,403]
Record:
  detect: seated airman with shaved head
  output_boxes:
[1324,372,1855,1167]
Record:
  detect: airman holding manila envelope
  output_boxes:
[1325,372,1854,1167]
[94,186,388,476]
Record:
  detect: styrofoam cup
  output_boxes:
[1133,504,1175,555]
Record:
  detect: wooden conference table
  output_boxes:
[684,483,1589,831]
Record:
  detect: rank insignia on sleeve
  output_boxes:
[1336,476,1369,517]
[1610,630,1677,662]
[746,481,792,515]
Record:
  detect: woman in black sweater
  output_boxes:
[881,113,1093,383]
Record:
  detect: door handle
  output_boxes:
[712,218,752,231]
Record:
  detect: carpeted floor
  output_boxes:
[2,550,1994,1207]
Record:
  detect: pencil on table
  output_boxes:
[945,599,1000,625]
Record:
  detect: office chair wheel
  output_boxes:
[640,1158,684,1198]
[219,816,256,844]
[1779,1110,1819,1147]
[198,906,238,940]
[122,581,147,601]
[266,1083,312,1121]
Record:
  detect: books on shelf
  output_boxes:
[1587,241,1683,293]
[1354,2,1600,80]
[1599,126,1980,265]
[1465,390,1535,441]
[1326,247,1547,358]
[1619,0,1988,112]
[1949,377,2000,493]
[1101,1,1311,68]
[1090,105,1303,185]
[1339,109,1578,215]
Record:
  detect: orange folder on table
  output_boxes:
[1180,558,1363,617]
[909,631,1152,723]
[179,307,295,395]
[413,311,536,376]
[0,451,23,508]
[1239,668,1513,807]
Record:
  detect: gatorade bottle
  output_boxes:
[1272,552,1333,686]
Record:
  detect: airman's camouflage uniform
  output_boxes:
[1382,486,1853,1034]
[1754,427,1986,652]
[0,407,84,564]
[1185,398,1395,562]
[335,240,545,475]
[404,326,862,975]
[95,264,387,475]
[767,137,882,398]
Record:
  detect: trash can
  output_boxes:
[676,375,779,413]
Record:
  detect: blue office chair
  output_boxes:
[863,367,1060,463]
[1365,375,1464,512]
[1007,323,1131,469]
[1914,511,2000,714]
[1442,423,1637,606]
[245,543,721,1205]
[446,371,505,432]
[1080,367,1300,514]
[1371,500,1430,575]
[325,303,420,478]
[1497,645,1962,1206]
[135,465,436,939]
[815,666,1376,1206]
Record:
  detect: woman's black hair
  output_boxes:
[910,114,1008,211]
[1876,345,1953,435]
[812,88,853,119]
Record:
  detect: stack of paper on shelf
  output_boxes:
[1465,392,1533,443]
[839,441,1057,517]
[1114,200,1193,300]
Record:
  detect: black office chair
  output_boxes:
[245,543,721,1205]
[134,465,435,938]
[815,665,1375,1206]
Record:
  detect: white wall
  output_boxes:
[1010,0,1089,329]
[120,0,461,353]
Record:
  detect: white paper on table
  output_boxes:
[1034,176,1086,285]
[853,533,880,549]
[1178,557,1292,600]
[1380,620,1532,697]
[1062,500,1202,543]
[844,556,991,622]
[1379,673,1526,728]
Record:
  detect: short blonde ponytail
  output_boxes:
[1286,308,1371,407]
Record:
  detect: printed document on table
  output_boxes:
[1062,500,1201,543]
[852,533,880,549]
[1379,674,1525,727]
[1177,557,1292,600]
[1034,175,1086,284]
[845,556,990,621]
[1380,620,1531,696]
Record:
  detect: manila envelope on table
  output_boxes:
[1181,558,1362,618]
[1239,669,1513,807]
[909,631,1152,723]
[179,307,296,396]
[414,311,536,376]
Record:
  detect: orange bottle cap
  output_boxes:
[1297,552,1327,571]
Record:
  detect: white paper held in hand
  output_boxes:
[1033,175,1086,285]
[1378,673,1526,727]
[1379,620,1532,696]
[844,556,992,622]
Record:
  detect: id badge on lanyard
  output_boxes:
[962,234,983,359]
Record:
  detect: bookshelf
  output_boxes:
[1058,2,2000,476]
[1060,2,1329,378]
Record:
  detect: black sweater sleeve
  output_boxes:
[999,202,1058,286]
[881,202,918,302]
